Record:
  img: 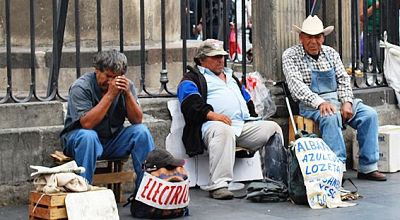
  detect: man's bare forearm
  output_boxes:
[125,91,143,124]
[80,93,114,129]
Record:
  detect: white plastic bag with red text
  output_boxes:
[246,72,276,119]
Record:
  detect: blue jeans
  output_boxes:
[300,102,379,173]
[62,124,155,189]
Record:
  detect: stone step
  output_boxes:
[229,62,255,73]
[0,97,175,128]
[0,101,65,129]
[0,125,64,184]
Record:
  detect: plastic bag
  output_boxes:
[381,38,400,108]
[246,72,276,119]
[263,132,288,186]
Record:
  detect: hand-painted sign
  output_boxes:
[294,137,356,208]
[136,172,190,209]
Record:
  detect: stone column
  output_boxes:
[252,0,305,82]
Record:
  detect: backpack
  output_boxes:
[287,131,318,205]
[287,143,308,205]
[129,167,190,218]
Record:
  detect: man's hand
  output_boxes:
[115,75,143,124]
[107,77,123,98]
[341,102,353,123]
[107,75,131,98]
[206,111,232,126]
[115,75,130,93]
[318,101,337,117]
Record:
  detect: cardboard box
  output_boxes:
[353,125,400,173]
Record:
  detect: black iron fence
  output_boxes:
[181,0,250,83]
[0,0,254,104]
[350,0,399,88]
[307,0,399,88]
[0,0,398,104]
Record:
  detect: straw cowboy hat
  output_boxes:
[293,15,334,36]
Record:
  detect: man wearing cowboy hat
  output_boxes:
[282,16,386,181]
[177,39,284,199]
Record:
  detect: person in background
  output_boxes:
[359,0,381,72]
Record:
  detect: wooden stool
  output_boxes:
[288,115,319,142]
[50,151,134,203]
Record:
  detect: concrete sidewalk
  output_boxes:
[1,170,399,220]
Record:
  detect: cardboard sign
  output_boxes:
[135,172,190,210]
[294,137,356,209]
[65,189,118,220]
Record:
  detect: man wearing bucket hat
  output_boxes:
[282,16,386,181]
[177,39,283,199]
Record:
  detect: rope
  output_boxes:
[30,193,45,217]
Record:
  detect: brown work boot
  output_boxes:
[357,171,387,181]
[209,187,234,200]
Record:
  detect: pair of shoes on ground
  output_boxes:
[357,170,387,181]
[209,187,234,200]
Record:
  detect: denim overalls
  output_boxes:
[299,53,379,173]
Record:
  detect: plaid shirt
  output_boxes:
[282,44,353,109]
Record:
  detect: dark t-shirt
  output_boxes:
[367,0,380,34]
[60,72,138,144]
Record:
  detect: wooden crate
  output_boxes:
[29,191,67,220]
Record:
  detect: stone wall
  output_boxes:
[0,41,201,98]
[0,0,181,47]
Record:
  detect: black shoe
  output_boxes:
[357,171,387,181]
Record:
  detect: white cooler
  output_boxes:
[353,125,400,173]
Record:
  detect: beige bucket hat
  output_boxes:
[195,39,229,58]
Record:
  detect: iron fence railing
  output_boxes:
[0,0,398,103]
[0,0,251,103]
[308,0,399,89]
